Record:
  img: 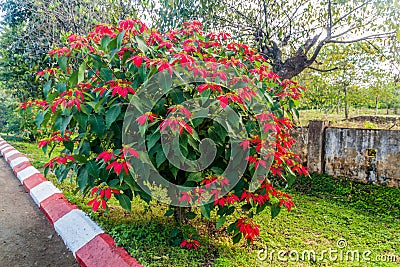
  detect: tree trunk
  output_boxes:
[375,96,379,115]
[173,206,188,224]
[344,86,349,119]
[386,102,389,115]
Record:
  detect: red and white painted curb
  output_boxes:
[0,138,143,267]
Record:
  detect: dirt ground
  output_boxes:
[0,157,79,267]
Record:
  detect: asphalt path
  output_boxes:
[0,157,78,267]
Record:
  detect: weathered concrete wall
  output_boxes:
[290,127,308,165]
[324,128,400,187]
[290,124,400,188]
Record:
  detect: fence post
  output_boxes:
[307,120,330,174]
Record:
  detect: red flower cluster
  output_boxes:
[136,112,158,125]
[19,99,48,110]
[38,130,72,148]
[51,89,84,112]
[240,190,269,206]
[197,83,223,94]
[167,105,192,119]
[216,93,244,108]
[236,217,260,243]
[87,186,120,212]
[249,65,280,82]
[213,191,239,207]
[180,239,200,250]
[97,148,138,175]
[108,80,135,98]
[179,187,206,204]
[37,68,58,77]
[159,117,193,134]
[200,175,229,189]
[44,155,75,169]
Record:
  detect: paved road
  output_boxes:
[0,157,79,267]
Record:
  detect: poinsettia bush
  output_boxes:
[20,19,308,247]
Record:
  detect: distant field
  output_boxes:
[298,108,400,130]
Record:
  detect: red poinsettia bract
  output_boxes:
[180,239,200,250]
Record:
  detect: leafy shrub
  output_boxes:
[20,20,307,246]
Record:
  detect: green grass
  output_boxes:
[2,135,399,267]
[298,108,400,130]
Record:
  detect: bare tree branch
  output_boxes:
[308,66,339,72]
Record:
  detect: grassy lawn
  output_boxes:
[298,108,400,130]
[2,135,400,267]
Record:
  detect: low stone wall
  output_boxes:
[291,121,400,188]
[325,128,400,187]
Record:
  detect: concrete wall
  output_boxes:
[291,123,400,188]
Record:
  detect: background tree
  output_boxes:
[139,0,399,79]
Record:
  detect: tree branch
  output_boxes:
[328,31,395,44]
[332,0,373,28]
[308,66,339,72]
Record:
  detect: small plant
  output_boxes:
[364,121,376,129]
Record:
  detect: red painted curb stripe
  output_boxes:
[75,233,143,267]
[7,153,24,164]
[2,147,15,156]
[40,193,77,226]
[23,173,47,193]
[13,161,32,175]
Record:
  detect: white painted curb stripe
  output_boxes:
[30,181,62,206]
[54,209,104,255]
[4,150,19,160]
[10,157,30,169]
[17,166,40,183]
[0,143,11,150]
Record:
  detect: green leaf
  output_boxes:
[227,222,236,233]
[87,161,100,178]
[159,71,172,92]
[232,233,242,244]
[135,36,148,53]
[271,203,281,219]
[101,35,111,51]
[69,70,78,87]
[77,167,88,191]
[200,204,211,220]
[115,193,132,212]
[156,150,166,167]
[35,111,46,128]
[55,82,66,93]
[106,104,121,127]
[43,80,52,98]
[54,115,72,135]
[116,31,125,49]
[216,216,226,229]
[187,172,203,182]
[63,141,74,152]
[170,228,179,237]
[89,115,106,137]
[78,62,86,83]
[185,211,197,219]
[100,68,113,81]
[146,131,160,152]
[74,112,88,129]
[58,56,67,72]
[164,209,174,217]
